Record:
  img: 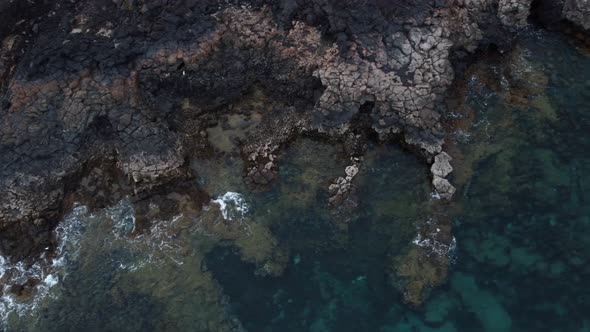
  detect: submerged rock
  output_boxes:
[451,272,513,332]
[424,292,460,325]
[392,245,449,308]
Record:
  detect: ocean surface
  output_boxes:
[1,28,589,331]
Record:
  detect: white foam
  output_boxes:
[103,199,186,270]
[43,274,59,288]
[412,218,457,263]
[133,214,185,267]
[452,130,472,143]
[107,199,136,240]
[0,198,192,328]
[0,205,85,327]
[212,192,250,221]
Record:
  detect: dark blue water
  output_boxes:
[2,29,589,332]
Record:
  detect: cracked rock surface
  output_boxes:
[0,0,589,262]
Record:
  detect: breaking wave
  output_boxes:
[0,198,188,328]
[0,205,85,327]
[108,199,186,269]
[211,192,250,222]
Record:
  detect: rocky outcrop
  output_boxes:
[431,151,456,200]
[498,0,534,27]
[432,176,457,200]
[532,0,590,30]
[0,2,322,259]
[0,0,587,292]
[563,0,590,30]
[392,211,455,307]
[328,162,361,222]
[431,152,453,178]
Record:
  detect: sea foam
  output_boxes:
[0,205,85,327]
[212,192,250,221]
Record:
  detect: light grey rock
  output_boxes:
[564,0,590,30]
[345,165,359,178]
[498,0,533,27]
[433,175,456,200]
[431,152,453,178]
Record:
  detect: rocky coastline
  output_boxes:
[1,0,589,315]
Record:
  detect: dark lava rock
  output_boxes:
[0,0,588,262]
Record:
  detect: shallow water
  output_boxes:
[1,29,590,331]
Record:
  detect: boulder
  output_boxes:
[432,175,456,200]
[431,152,453,178]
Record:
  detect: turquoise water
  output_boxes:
[1,29,590,331]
